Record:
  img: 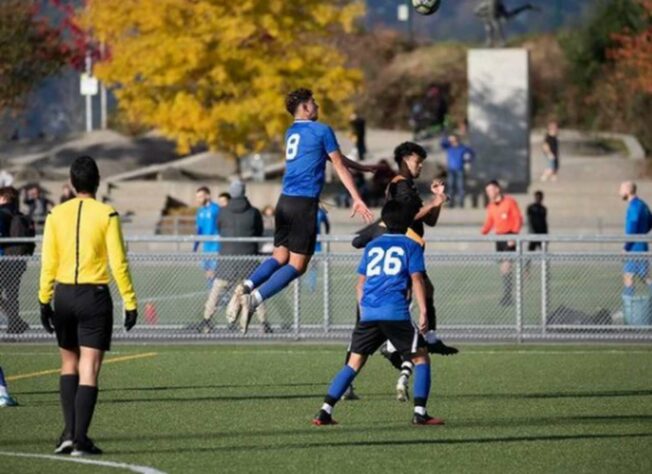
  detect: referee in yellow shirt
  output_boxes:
[39,156,138,456]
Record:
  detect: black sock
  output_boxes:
[74,385,99,443]
[60,374,79,439]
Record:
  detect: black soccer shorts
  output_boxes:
[273,194,319,255]
[53,284,114,351]
[349,320,426,357]
[495,240,517,252]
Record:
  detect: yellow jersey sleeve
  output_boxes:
[38,213,59,304]
[105,212,137,310]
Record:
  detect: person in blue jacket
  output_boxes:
[193,187,226,282]
[619,181,652,296]
[441,133,475,209]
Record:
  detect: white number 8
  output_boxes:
[286,133,301,160]
[367,246,404,276]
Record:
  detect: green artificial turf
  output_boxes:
[1,344,651,473]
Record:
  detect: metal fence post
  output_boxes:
[541,240,549,335]
[293,278,301,339]
[323,242,331,334]
[515,239,524,343]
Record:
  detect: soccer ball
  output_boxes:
[412,0,442,16]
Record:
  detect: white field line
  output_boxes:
[0,451,167,474]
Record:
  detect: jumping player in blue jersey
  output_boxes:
[227,88,374,332]
[312,201,443,426]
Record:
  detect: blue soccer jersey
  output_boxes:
[282,120,340,198]
[625,197,651,252]
[195,202,220,253]
[357,234,426,322]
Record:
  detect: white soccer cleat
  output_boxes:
[226,284,246,323]
[396,380,409,402]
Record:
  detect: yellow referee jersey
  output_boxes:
[38,197,137,310]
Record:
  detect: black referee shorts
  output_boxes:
[350,320,426,357]
[495,240,516,252]
[53,284,113,351]
[274,194,319,255]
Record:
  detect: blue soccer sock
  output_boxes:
[623,285,635,297]
[413,363,431,414]
[323,365,358,410]
[244,258,282,290]
[256,265,300,302]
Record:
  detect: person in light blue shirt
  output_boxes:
[312,201,443,426]
[441,133,475,208]
[193,186,224,281]
[227,88,374,333]
[619,181,652,295]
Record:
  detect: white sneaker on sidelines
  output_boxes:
[226,284,246,323]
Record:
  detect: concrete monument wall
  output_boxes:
[468,49,530,192]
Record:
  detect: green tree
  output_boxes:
[80,0,364,170]
[560,0,646,90]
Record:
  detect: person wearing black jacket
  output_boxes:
[0,186,31,334]
[526,190,548,252]
[199,180,271,333]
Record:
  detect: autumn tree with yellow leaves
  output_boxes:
[80,0,363,170]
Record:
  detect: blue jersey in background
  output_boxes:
[357,234,426,322]
[195,202,220,253]
[282,120,339,198]
[624,197,652,252]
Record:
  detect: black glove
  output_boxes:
[40,303,54,334]
[124,309,138,331]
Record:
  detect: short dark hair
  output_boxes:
[394,142,427,167]
[485,179,501,188]
[285,88,313,116]
[196,186,210,194]
[382,200,416,234]
[0,186,18,203]
[534,190,544,201]
[70,156,100,194]
[218,192,231,200]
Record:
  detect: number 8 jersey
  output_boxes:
[282,120,340,199]
[357,234,426,322]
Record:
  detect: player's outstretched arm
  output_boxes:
[106,212,138,313]
[338,154,379,173]
[329,150,374,223]
[411,272,428,334]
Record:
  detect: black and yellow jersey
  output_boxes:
[38,197,137,310]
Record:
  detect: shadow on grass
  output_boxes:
[446,389,652,400]
[107,432,652,455]
[5,414,652,448]
[16,382,327,396]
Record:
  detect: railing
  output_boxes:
[0,235,650,342]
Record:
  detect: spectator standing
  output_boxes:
[260,205,275,255]
[441,133,475,208]
[540,121,560,181]
[59,184,76,204]
[193,187,222,282]
[24,184,53,225]
[200,180,271,333]
[349,112,367,161]
[481,180,523,306]
[0,186,34,334]
[526,190,548,252]
[619,181,652,296]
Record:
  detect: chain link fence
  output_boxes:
[1,235,651,342]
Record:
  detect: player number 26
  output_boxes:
[286,133,301,160]
[367,246,405,276]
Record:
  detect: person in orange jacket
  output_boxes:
[481,180,523,305]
